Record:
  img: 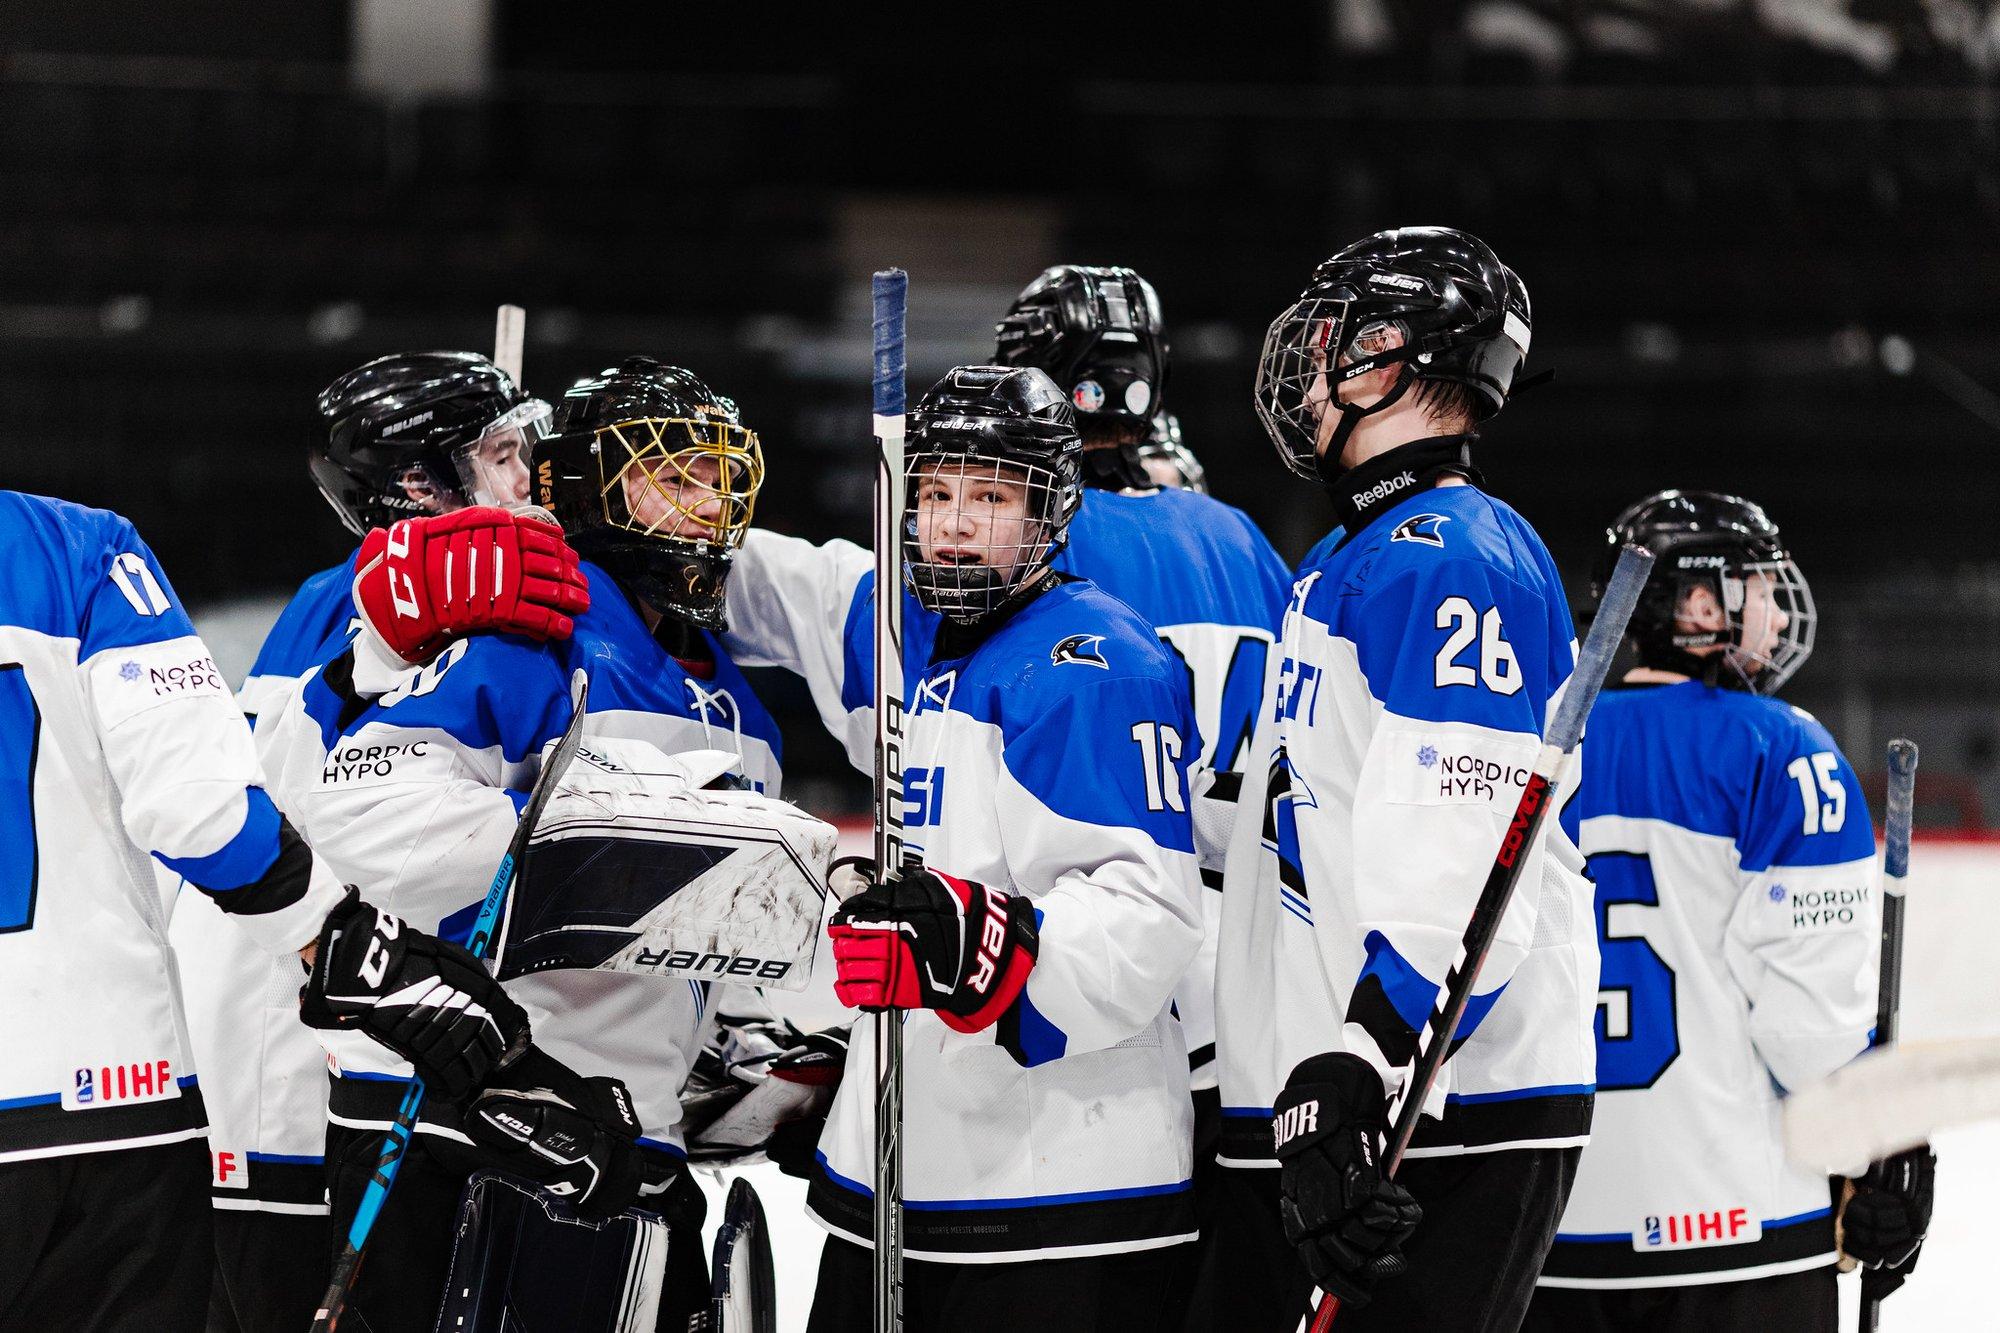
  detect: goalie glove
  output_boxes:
[1843,1144,1937,1301]
[826,858,1037,1033]
[1272,1052,1423,1310]
[299,889,530,1101]
[353,506,589,664]
[464,1046,649,1221]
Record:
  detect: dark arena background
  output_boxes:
[3,3,1997,1327]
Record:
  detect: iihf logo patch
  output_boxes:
[1050,634,1109,669]
[1391,513,1450,548]
[1072,380,1106,413]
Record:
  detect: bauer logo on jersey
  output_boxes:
[1390,513,1450,548]
[1633,1207,1761,1252]
[1050,633,1110,669]
[90,636,232,729]
[62,1058,180,1112]
[1383,729,1537,806]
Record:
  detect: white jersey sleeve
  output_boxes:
[1335,554,1582,1098]
[723,529,874,773]
[1722,719,1879,1094]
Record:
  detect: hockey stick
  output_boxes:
[869,267,909,1333]
[1786,1036,2000,1168]
[312,670,590,1332]
[494,303,526,383]
[1306,543,1653,1333]
[1860,737,1918,1333]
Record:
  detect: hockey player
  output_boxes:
[1136,411,1207,493]
[1212,226,1593,1330]
[0,490,531,1331]
[715,364,1205,1331]
[1524,491,1934,1331]
[992,269,1289,1256]
[267,357,789,1332]
[172,351,585,1331]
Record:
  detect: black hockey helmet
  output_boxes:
[311,351,550,536]
[993,264,1167,491]
[1134,411,1207,494]
[1597,489,1816,695]
[536,357,764,629]
[1255,226,1532,482]
[904,365,1082,623]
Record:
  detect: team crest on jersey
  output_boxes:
[912,669,958,716]
[1050,634,1109,669]
[684,677,740,731]
[1390,513,1450,548]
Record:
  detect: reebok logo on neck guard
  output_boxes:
[1349,470,1416,511]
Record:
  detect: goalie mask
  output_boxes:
[905,365,1083,624]
[1599,489,1817,695]
[993,264,1167,492]
[312,351,551,536]
[537,357,764,629]
[1255,227,1531,484]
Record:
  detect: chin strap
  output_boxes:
[1324,433,1483,535]
[1313,364,1421,485]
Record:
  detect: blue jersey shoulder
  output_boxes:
[1057,488,1289,634]
[1296,486,1575,734]
[1580,682,1874,872]
[1302,484,1563,605]
[247,555,360,682]
[953,579,1190,728]
[0,491,198,654]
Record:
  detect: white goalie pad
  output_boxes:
[493,738,837,993]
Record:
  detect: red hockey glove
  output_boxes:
[826,858,1037,1033]
[354,507,589,664]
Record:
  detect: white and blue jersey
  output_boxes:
[1215,482,1596,1169]
[725,532,1205,1262]
[0,493,344,1162]
[1056,487,1290,1087]
[265,563,783,1164]
[1539,683,1877,1289]
[171,553,358,1212]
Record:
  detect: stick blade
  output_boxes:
[1784,1037,2000,1172]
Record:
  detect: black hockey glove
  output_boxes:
[463,1045,649,1221]
[299,889,530,1101]
[1845,1144,1936,1301]
[827,857,1038,1033]
[1272,1052,1423,1310]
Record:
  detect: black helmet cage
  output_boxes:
[902,366,1083,624]
[994,265,1169,425]
[311,351,549,537]
[1135,411,1208,493]
[538,357,764,629]
[1254,227,1531,482]
[1599,490,1817,695]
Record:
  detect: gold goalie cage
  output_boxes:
[595,414,765,548]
